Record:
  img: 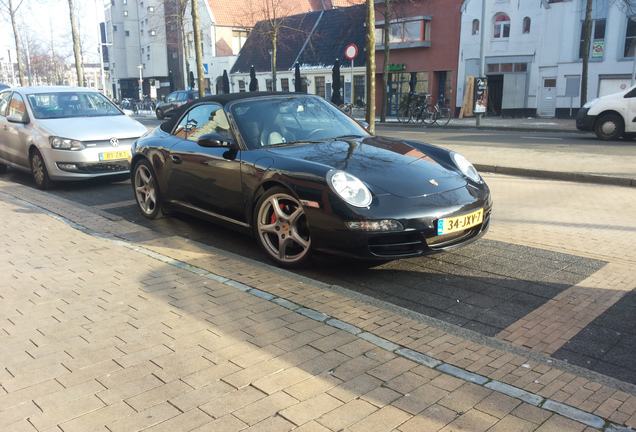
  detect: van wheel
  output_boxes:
[594,114,623,141]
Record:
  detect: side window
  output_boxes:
[8,93,26,117]
[173,104,231,141]
[166,93,177,102]
[0,92,12,116]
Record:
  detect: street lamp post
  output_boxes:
[268,48,274,91]
[138,64,143,101]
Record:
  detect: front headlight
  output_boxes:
[583,98,599,109]
[452,152,481,182]
[328,170,372,207]
[50,136,85,150]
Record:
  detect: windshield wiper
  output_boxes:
[331,135,366,140]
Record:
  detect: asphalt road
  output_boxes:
[2,124,634,388]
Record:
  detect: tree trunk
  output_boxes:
[272,30,277,91]
[180,1,191,90]
[8,0,26,86]
[191,0,205,97]
[380,0,390,122]
[68,0,83,87]
[580,0,593,106]
[365,0,376,134]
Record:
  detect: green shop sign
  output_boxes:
[388,63,406,71]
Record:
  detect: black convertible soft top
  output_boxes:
[159,91,305,133]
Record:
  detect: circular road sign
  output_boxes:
[345,44,358,60]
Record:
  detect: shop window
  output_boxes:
[493,14,510,39]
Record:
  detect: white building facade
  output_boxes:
[458,0,636,118]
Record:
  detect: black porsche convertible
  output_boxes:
[130,92,492,268]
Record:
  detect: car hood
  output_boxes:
[265,136,468,198]
[36,115,147,140]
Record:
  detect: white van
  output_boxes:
[576,84,636,140]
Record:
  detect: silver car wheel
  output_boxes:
[30,149,51,189]
[256,191,311,266]
[133,161,161,218]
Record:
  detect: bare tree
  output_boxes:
[365,0,376,133]
[380,0,390,122]
[191,0,205,97]
[0,0,26,86]
[67,0,83,86]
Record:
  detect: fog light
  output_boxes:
[345,220,404,231]
[57,163,79,172]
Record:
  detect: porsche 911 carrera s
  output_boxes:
[130,92,492,268]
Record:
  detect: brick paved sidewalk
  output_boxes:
[1,181,635,432]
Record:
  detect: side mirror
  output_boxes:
[7,113,28,124]
[197,133,236,148]
[356,120,370,130]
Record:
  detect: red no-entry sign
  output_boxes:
[345,44,358,60]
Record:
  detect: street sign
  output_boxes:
[345,44,358,60]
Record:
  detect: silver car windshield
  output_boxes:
[229,96,370,149]
[27,92,122,119]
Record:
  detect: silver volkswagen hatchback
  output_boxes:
[0,86,148,189]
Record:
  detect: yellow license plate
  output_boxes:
[99,150,130,161]
[437,208,483,235]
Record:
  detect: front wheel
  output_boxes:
[594,114,623,140]
[132,159,165,219]
[396,103,411,123]
[30,149,52,190]
[254,187,312,268]
[422,105,436,125]
[436,107,451,126]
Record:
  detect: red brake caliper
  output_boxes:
[270,203,285,224]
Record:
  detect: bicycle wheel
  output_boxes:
[436,107,451,125]
[396,102,411,123]
[421,104,436,125]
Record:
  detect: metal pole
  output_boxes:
[477,0,486,126]
[351,59,354,105]
[138,65,143,101]
[94,0,107,95]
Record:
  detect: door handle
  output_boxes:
[170,155,182,164]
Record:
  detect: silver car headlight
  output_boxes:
[50,136,85,150]
[328,170,372,207]
[451,152,481,183]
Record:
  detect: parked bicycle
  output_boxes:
[396,92,426,124]
[420,95,451,126]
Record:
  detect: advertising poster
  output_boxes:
[474,77,487,114]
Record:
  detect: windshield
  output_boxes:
[229,95,370,149]
[27,92,122,119]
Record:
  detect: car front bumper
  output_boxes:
[305,184,493,260]
[576,107,595,132]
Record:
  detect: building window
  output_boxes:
[123,10,128,16]
[281,78,289,92]
[472,19,479,35]
[141,29,144,36]
[147,54,150,60]
[579,19,606,59]
[147,46,150,52]
[493,14,510,39]
[232,30,249,55]
[149,30,156,36]
[123,0,127,4]
[125,30,130,36]
[238,80,245,92]
[625,16,636,57]
[523,17,531,34]
[315,76,326,98]
[172,53,178,59]
[148,6,154,12]
[113,25,117,31]
[375,19,430,45]
[266,79,273,91]
[353,75,365,106]
[141,48,145,54]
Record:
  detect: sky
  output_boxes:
[1,0,105,64]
